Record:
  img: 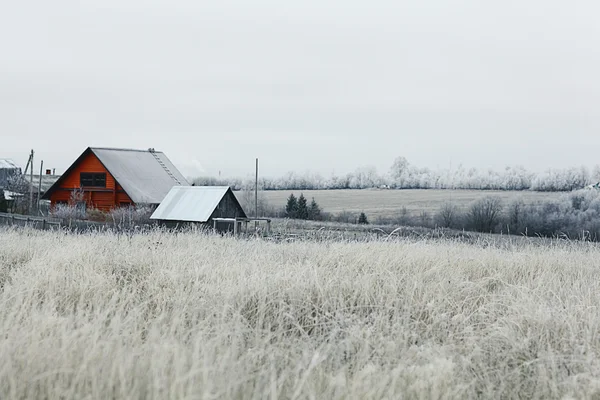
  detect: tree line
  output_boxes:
[371,189,600,242]
[193,157,600,192]
[276,187,600,242]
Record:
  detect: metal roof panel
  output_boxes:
[150,186,231,222]
[90,148,189,204]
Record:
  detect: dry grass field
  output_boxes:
[251,189,560,219]
[2,227,600,399]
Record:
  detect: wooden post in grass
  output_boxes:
[255,158,259,232]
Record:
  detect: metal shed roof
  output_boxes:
[150,186,234,222]
[0,159,19,169]
[90,148,189,204]
[27,175,62,194]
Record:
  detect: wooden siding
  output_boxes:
[59,153,116,190]
[210,191,246,220]
[116,192,132,205]
[49,151,132,211]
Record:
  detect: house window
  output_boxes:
[80,173,106,188]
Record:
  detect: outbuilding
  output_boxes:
[150,186,254,232]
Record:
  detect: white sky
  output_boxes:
[1,0,598,178]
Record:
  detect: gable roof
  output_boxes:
[43,147,188,204]
[150,186,246,222]
[25,175,61,195]
[91,148,188,204]
[0,159,19,170]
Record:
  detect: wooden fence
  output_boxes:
[0,212,155,232]
[0,212,62,230]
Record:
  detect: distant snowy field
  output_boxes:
[250,189,561,218]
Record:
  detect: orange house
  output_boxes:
[43,147,188,211]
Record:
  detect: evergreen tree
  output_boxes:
[0,190,7,213]
[297,194,309,220]
[358,212,369,224]
[308,197,321,220]
[285,193,298,218]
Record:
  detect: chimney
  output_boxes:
[52,168,56,175]
[45,169,51,175]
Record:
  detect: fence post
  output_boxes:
[42,219,46,230]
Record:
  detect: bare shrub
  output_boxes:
[107,205,154,227]
[333,210,356,224]
[468,196,503,233]
[374,208,422,227]
[50,204,79,221]
[398,206,411,225]
[418,210,433,228]
[435,202,459,228]
[508,190,600,240]
[505,197,526,234]
[86,208,106,222]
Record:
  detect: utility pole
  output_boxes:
[23,150,33,175]
[255,158,259,230]
[23,150,34,215]
[38,160,43,215]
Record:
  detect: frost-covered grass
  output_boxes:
[1,228,600,399]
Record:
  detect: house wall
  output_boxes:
[49,152,132,211]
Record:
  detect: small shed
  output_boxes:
[150,186,248,232]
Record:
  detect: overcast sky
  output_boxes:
[1,1,598,179]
